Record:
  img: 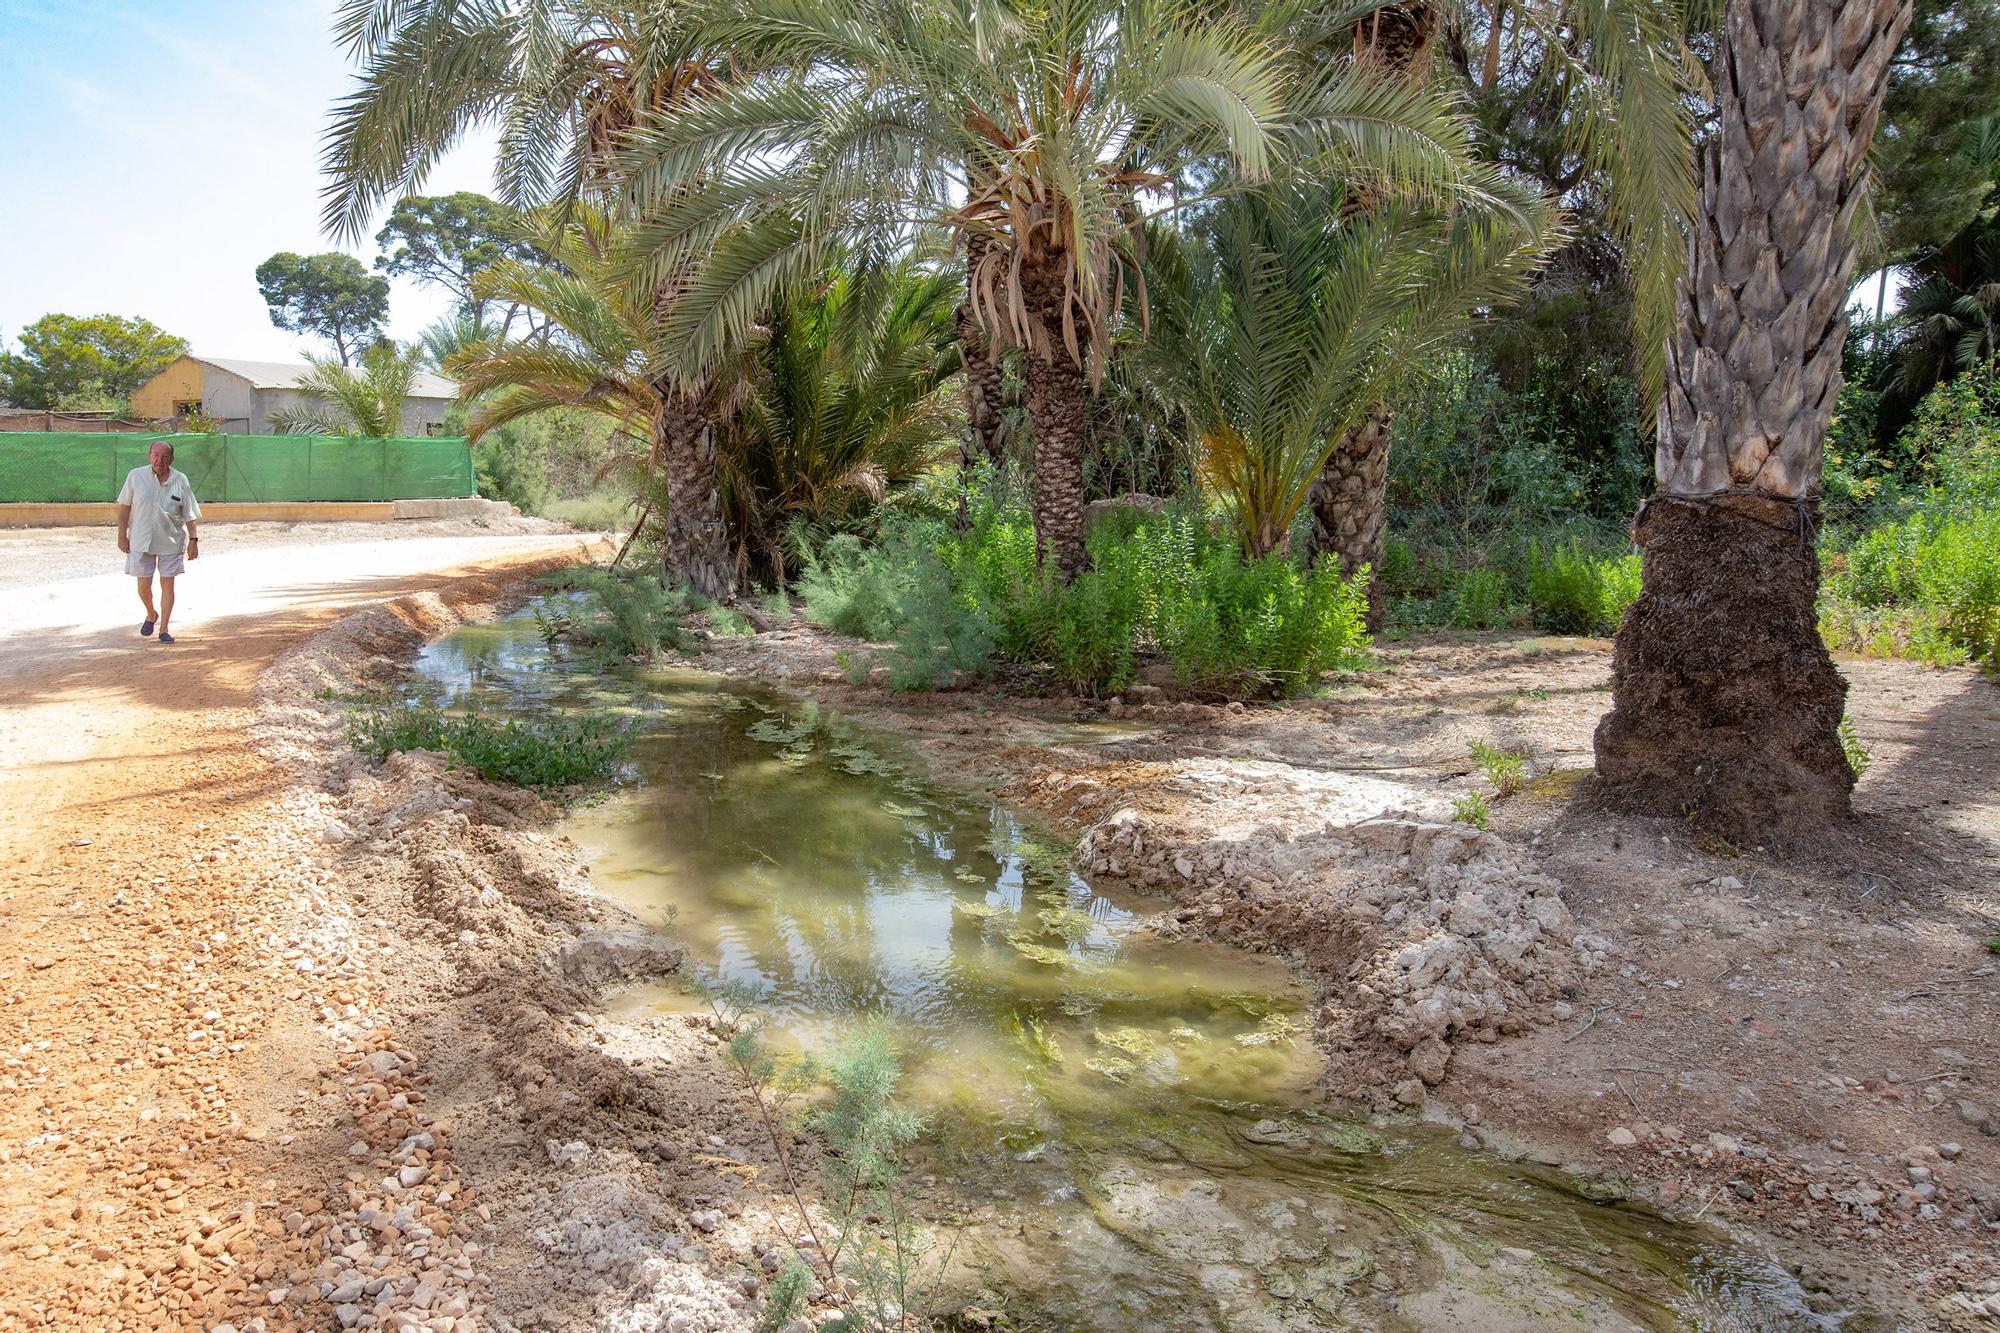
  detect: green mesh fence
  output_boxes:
[0,434,475,504]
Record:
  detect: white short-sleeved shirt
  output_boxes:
[117,465,202,555]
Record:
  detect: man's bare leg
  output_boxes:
[136,575,157,625]
[157,577,175,636]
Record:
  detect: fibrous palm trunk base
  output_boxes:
[1308,410,1391,632]
[655,389,737,603]
[1025,352,1088,580]
[1593,495,1852,843]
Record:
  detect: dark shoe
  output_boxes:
[157,631,176,645]
[140,618,155,637]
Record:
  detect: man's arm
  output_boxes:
[186,517,199,560]
[116,503,131,554]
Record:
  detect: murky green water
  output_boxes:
[411,605,1858,1332]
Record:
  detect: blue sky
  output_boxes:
[0,1,499,362]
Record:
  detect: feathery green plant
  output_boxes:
[269,343,425,436]
[1143,179,1562,556]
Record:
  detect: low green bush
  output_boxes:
[348,701,633,792]
[1824,504,2000,668]
[473,432,551,515]
[543,488,636,534]
[537,568,698,659]
[795,493,1371,695]
[1525,538,1642,636]
[1449,566,1521,630]
[1451,791,1492,828]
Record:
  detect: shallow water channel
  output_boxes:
[411,604,1857,1332]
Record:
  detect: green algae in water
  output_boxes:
[1035,904,1097,941]
[411,602,1869,1333]
[1004,933,1085,968]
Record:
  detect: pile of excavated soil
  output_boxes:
[1044,760,1614,1098]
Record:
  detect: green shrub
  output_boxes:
[802,520,997,688]
[795,494,1370,696]
[473,431,551,514]
[1824,504,2000,668]
[348,701,633,792]
[1526,538,1642,636]
[1450,567,1520,629]
[698,598,758,639]
[1451,791,1491,828]
[538,568,698,659]
[543,489,633,533]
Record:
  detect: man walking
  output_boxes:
[116,440,202,643]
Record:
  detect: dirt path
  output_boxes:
[0,532,597,1331]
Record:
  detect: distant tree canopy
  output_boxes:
[254,251,389,364]
[374,192,542,333]
[1875,0,2000,261]
[0,313,188,410]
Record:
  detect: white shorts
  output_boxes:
[126,550,187,578]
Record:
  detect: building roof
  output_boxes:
[192,356,458,400]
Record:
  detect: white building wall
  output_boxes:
[198,368,259,434]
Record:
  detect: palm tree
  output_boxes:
[447,210,661,447]
[418,314,500,371]
[320,0,743,597]
[1593,0,1914,838]
[1298,0,1706,628]
[269,344,424,436]
[445,209,667,555]
[720,260,965,582]
[1149,178,1560,559]
[616,0,1494,579]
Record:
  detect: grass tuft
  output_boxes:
[347,700,633,793]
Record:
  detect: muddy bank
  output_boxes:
[250,584,829,1333]
[694,619,2000,1329]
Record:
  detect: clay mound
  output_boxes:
[1066,760,1611,1095]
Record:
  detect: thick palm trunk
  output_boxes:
[1024,353,1089,579]
[1018,257,1090,579]
[654,385,736,602]
[1307,409,1391,627]
[1594,0,1911,840]
[1306,1,1436,629]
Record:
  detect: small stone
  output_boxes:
[1391,1078,1425,1107]
[1607,1126,1638,1149]
[1938,1143,1962,1160]
[689,1209,723,1233]
[1243,1119,1308,1147]
[1407,1036,1450,1086]
[1957,1101,1991,1127]
[397,1165,429,1189]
